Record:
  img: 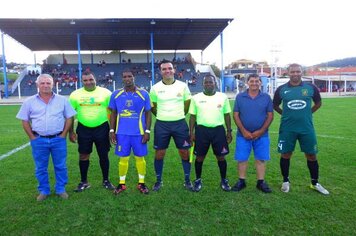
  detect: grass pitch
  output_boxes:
[0,97,355,235]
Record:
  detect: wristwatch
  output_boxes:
[109,129,115,133]
[145,129,151,134]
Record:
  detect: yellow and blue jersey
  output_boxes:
[109,87,151,135]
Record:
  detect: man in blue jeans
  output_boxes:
[16,74,76,201]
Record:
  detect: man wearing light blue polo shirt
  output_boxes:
[16,74,76,201]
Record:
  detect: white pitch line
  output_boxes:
[0,143,30,161]
[317,134,351,140]
[269,131,351,140]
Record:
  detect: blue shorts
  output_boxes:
[115,134,148,157]
[234,135,270,162]
[154,119,191,150]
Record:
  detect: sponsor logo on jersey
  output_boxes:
[284,90,291,94]
[80,97,102,106]
[120,109,133,117]
[287,100,306,110]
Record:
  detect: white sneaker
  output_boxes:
[281,182,290,192]
[310,183,329,195]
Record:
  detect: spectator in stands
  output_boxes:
[108,69,152,195]
[273,63,329,195]
[189,75,232,192]
[191,76,197,85]
[149,60,193,191]
[28,79,33,87]
[196,70,201,77]
[348,84,354,91]
[16,74,76,201]
[68,77,74,87]
[232,74,273,193]
[69,71,115,193]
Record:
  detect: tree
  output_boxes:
[210,64,221,77]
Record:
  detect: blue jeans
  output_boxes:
[30,136,68,195]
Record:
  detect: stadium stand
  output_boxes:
[11,56,210,96]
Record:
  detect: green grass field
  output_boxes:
[1,97,355,235]
[0,72,19,82]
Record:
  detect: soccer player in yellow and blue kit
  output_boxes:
[109,70,151,194]
[273,63,329,195]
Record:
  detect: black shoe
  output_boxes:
[74,182,90,192]
[152,181,163,191]
[231,180,246,192]
[184,181,194,191]
[102,180,115,190]
[193,178,202,192]
[256,181,272,193]
[221,179,231,191]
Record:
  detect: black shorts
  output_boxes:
[154,119,191,150]
[76,122,110,155]
[194,125,229,157]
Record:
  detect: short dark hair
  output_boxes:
[287,63,303,72]
[82,71,95,77]
[159,59,174,69]
[122,68,133,75]
[203,74,217,85]
[247,73,260,81]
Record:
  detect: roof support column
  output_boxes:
[220,32,225,92]
[150,32,155,85]
[77,33,82,88]
[1,31,8,98]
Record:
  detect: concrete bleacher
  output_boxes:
[11,61,210,96]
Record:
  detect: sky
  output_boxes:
[0,0,355,67]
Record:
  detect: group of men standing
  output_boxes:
[16,61,329,201]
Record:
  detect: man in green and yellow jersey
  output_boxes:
[69,71,115,192]
[189,75,232,192]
